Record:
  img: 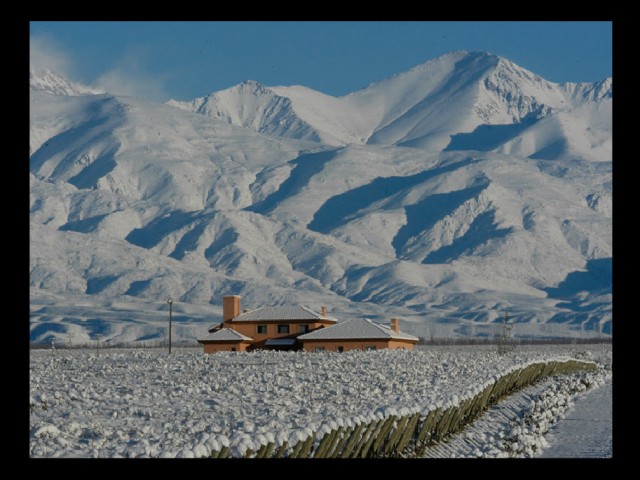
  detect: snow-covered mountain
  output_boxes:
[30,68,103,97]
[30,51,612,344]
[170,51,612,158]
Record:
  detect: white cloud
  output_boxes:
[30,34,73,76]
[94,48,169,102]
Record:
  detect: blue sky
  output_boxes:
[30,21,612,102]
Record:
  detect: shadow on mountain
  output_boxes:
[30,97,123,188]
[424,210,513,264]
[392,183,488,257]
[543,257,612,333]
[31,116,107,174]
[529,139,567,160]
[67,146,118,189]
[86,275,120,294]
[203,227,240,263]
[445,114,538,152]
[126,210,201,249]
[544,257,612,300]
[125,280,153,296]
[30,322,66,342]
[64,318,112,337]
[309,157,478,234]
[136,332,163,342]
[170,220,210,260]
[246,149,339,215]
[59,214,109,233]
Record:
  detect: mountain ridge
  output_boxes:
[168,51,611,153]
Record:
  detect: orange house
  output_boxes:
[197,295,337,352]
[197,296,418,353]
[298,317,419,352]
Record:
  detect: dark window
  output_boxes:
[231,347,236,352]
[277,325,290,334]
[337,346,344,353]
[257,325,267,334]
[299,324,309,333]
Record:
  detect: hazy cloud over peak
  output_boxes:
[94,48,169,102]
[30,34,74,76]
[30,35,169,102]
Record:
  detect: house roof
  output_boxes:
[230,306,337,323]
[197,328,253,343]
[298,318,419,342]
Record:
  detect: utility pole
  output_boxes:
[167,298,173,354]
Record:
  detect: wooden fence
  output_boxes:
[208,359,596,458]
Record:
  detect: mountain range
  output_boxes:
[29,51,612,344]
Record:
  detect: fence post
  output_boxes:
[350,420,377,458]
[339,422,365,458]
[358,419,385,458]
[371,415,396,455]
[273,441,288,459]
[330,425,354,458]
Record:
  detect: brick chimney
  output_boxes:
[223,295,241,323]
[390,318,400,333]
[321,306,327,317]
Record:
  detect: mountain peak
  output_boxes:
[30,68,102,97]
[227,79,272,96]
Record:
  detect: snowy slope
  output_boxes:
[30,54,612,344]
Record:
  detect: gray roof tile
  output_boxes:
[197,328,253,343]
[298,318,419,341]
[230,306,337,323]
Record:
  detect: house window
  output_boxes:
[231,347,236,352]
[364,346,377,351]
[257,325,267,334]
[337,346,344,353]
[298,324,309,333]
[277,325,290,334]
[314,346,325,352]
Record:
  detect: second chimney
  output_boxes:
[223,295,241,323]
[321,306,327,317]
[390,318,399,332]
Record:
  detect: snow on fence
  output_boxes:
[208,359,596,459]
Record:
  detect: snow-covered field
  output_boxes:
[29,344,610,458]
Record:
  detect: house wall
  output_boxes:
[202,341,250,354]
[229,320,333,343]
[301,338,416,352]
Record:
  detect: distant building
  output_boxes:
[197,295,418,353]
